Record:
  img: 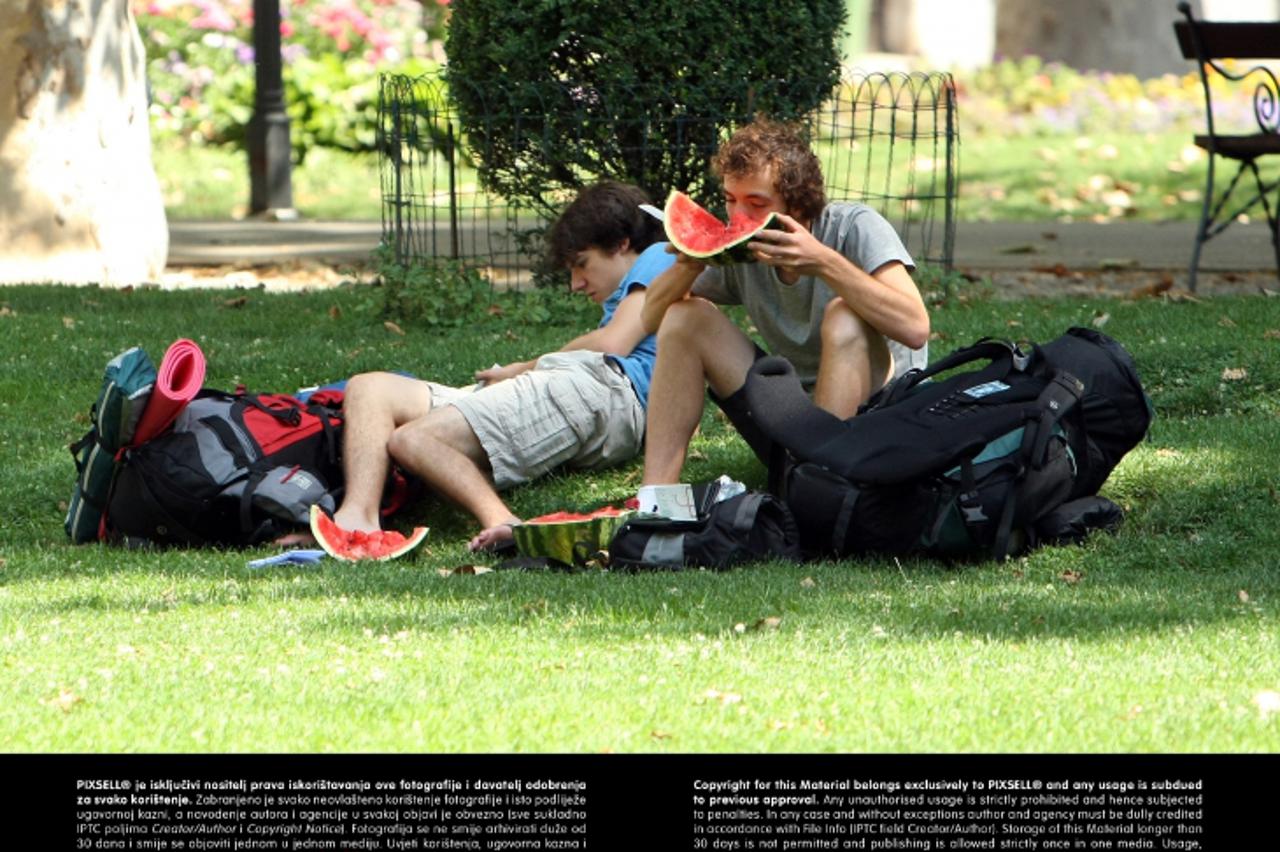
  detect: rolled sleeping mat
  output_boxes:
[132,338,206,444]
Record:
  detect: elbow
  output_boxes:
[903,313,931,351]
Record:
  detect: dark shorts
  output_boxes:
[708,344,776,466]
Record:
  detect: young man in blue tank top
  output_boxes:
[327,181,674,553]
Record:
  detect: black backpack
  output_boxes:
[608,483,802,570]
[743,327,1152,561]
[106,389,345,547]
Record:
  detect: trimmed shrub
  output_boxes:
[444,0,847,213]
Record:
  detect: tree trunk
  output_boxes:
[0,0,167,286]
[995,0,1188,78]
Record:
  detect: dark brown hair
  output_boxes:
[712,118,826,223]
[547,181,662,267]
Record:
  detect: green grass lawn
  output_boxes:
[153,129,1271,225]
[2,283,1278,752]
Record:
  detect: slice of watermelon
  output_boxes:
[663,190,777,264]
[309,505,428,562]
[513,505,633,567]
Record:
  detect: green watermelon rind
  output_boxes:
[512,511,634,567]
[309,505,429,562]
[663,189,778,264]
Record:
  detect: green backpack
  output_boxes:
[65,347,157,543]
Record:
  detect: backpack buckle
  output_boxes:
[958,491,988,524]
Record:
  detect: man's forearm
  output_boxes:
[816,252,930,351]
[640,262,702,333]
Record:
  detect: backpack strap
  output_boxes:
[830,485,861,554]
[307,403,341,466]
[990,370,1086,561]
[730,492,765,533]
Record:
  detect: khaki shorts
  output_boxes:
[423,350,645,490]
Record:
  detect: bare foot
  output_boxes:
[273,530,317,547]
[332,506,381,534]
[468,519,521,552]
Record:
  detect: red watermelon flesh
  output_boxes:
[310,505,428,562]
[663,190,777,261]
[527,505,627,524]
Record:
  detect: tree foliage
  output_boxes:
[444,0,847,213]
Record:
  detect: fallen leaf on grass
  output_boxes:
[800,577,816,589]
[0,306,13,317]
[1033,263,1071,277]
[1060,570,1084,585]
[504,329,519,341]
[0,557,6,570]
[1238,590,1250,604]
[222,297,248,309]
[1218,316,1237,328]
[1221,367,1248,382]
[1006,319,1022,328]
[486,304,504,316]
[62,316,76,329]
[1253,691,1280,717]
[701,689,743,706]
[750,616,783,632]
[1099,258,1139,270]
[1091,312,1111,328]
[47,689,83,713]
[327,305,342,320]
[1264,329,1280,340]
[1156,448,1181,458]
[384,321,405,336]
[650,730,673,740]
[437,564,493,577]
[1128,276,1174,300]
[999,244,1040,255]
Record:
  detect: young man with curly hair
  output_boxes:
[327,181,674,553]
[640,117,931,483]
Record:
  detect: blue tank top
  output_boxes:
[598,242,675,409]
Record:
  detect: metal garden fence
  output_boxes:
[378,70,958,288]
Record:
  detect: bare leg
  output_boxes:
[812,297,893,418]
[642,298,759,485]
[385,406,520,551]
[333,372,435,532]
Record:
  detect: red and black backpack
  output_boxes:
[106,389,346,547]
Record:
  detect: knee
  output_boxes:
[386,419,424,464]
[821,298,874,355]
[344,371,392,403]
[657,297,720,347]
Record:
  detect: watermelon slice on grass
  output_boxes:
[663,190,778,264]
[310,505,428,562]
[511,505,633,568]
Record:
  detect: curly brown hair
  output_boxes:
[711,118,826,223]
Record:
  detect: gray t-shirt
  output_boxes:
[691,202,927,386]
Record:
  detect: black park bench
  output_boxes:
[1173,1,1280,290]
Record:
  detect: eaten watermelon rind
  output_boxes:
[512,507,634,567]
[309,505,429,562]
[663,190,777,264]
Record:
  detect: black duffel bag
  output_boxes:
[609,489,801,571]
